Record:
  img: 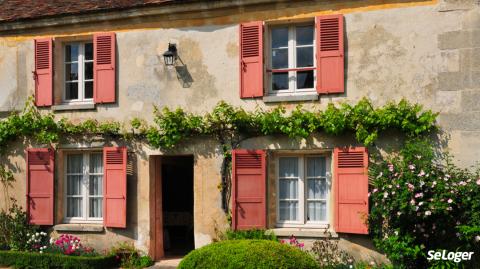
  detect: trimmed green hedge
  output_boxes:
[0,250,118,269]
[178,239,319,269]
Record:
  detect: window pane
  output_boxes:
[84,82,93,99]
[85,62,93,80]
[297,71,314,89]
[89,153,103,173]
[85,43,93,61]
[89,176,103,196]
[307,178,327,199]
[271,27,288,48]
[89,198,102,218]
[296,25,314,46]
[65,44,79,62]
[296,47,313,67]
[272,48,288,69]
[272,73,289,91]
[279,178,298,199]
[307,201,326,221]
[67,175,83,195]
[307,157,326,177]
[67,154,83,173]
[67,197,82,218]
[65,63,79,81]
[279,201,298,221]
[65,82,79,100]
[279,157,298,177]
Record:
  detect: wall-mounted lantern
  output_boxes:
[162,43,178,66]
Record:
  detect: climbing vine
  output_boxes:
[0,97,437,215]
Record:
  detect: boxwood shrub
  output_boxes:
[178,239,319,269]
[0,250,118,269]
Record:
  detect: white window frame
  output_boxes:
[276,154,331,228]
[267,23,316,96]
[63,42,94,104]
[64,152,103,223]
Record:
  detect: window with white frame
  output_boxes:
[277,155,330,226]
[65,152,103,222]
[64,42,94,103]
[268,24,315,95]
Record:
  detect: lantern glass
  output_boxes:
[162,43,177,66]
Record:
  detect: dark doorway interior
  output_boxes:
[162,156,194,256]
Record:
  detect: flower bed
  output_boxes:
[0,250,117,269]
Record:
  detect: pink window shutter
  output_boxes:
[27,148,54,225]
[232,149,266,230]
[94,32,116,104]
[316,15,345,94]
[34,38,53,107]
[334,147,369,234]
[239,22,264,98]
[103,146,127,228]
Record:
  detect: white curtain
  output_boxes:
[279,157,299,221]
[67,155,83,218]
[307,157,327,221]
[89,153,103,218]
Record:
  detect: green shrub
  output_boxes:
[223,229,277,241]
[0,199,38,251]
[178,239,319,269]
[108,241,154,268]
[0,250,117,269]
[369,139,480,268]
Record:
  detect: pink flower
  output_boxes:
[418,170,425,177]
[476,179,480,185]
[388,164,394,172]
[372,188,378,193]
[447,199,453,204]
[414,193,424,198]
[408,164,415,170]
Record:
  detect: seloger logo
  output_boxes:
[427,250,474,263]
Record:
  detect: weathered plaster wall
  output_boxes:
[0,0,479,261]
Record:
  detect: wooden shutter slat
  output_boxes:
[239,22,264,98]
[94,32,116,104]
[316,14,344,94]
[27,148,54,225]
[34,38,53,107]
[103,146,127,228]
[232,149,266,230]
[334,147,369,234]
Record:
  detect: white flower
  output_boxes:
[475,235,480,242]
[425,211,432,216]
[447,199,453,204]
[383,192,388,198]
[476,179,480,185]
[410,199,416,205]
[397,212,402,216]
[418,202,424,206]
[394,231,399,236]
[39,251,43,254]
[372,188,378,193]
[27,233,30,237]
[35,233,39,237]
[408,164,415,170]
[392,191,395,195]
[418,170,425,177]
[376,172,383,179]
[415,206,419,211]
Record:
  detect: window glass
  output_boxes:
[64,42,94,102]
[296,25,314,46]
[66,153,103,221]
[65,44,79,63]
[272,73,289,91]
[297,71,314,89]
[270,24,315,93]
[278,156,329,225]
[84,43,93,61]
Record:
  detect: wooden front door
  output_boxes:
[150,156,164,260]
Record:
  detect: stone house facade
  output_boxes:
[0,0,479,263]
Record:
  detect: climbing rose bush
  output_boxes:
[369,139,480,268]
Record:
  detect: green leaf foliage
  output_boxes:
[0,97,436,151]
[0,250,117,269]
[178,240,319,269]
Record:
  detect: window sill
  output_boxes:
[269,227,338,238]
[54,224,104,233]
[52,103,95,111]
[263,94,319,103]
